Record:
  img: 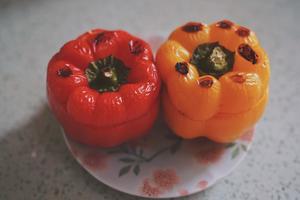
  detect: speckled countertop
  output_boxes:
[0,0,299,199]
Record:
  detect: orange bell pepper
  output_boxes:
[156,20,270,142]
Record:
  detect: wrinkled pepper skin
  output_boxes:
[156,20,270,142]
[47,29,160,147]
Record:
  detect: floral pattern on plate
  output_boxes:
[63,115,254,198]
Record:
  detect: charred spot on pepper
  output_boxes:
[198,77,214,88]
[175,62,189,75]
[129,40,144,55]
[236,27,250,37]
[57,66,72,77]
[231,73,246,83]
[182,22,203,33]
[216,20,234,29]
[190,42,235,79]
[85,55,130,92]
[93,31,114,46]
[238,44,258,64]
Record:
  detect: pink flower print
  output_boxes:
[240,128,254,142]
[153,169,179,190]
[82,151,107,171]
[198,180,208,189]
[141,168,179,197]
[178,189,189,196]
[141,178,161,197]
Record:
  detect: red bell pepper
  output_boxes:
[47,29,160,147]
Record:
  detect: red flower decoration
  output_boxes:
[141,179,161,197]
[82,151,107,170]
[178,189,189,196]
[198,180,208,189]
[141,168,179,197]
[153,169,179,190]
[240,128,254,142]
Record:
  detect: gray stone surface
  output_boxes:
[0,0,299,199]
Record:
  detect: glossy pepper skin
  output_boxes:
[156,20,270,142]
[47,29,160,147]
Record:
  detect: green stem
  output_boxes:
[85,55,130,92]
[145,146,171,162]
[190,42,234,78]
[116,138,182,164]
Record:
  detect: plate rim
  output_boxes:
[62,127,254,198]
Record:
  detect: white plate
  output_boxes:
[63,115,254,198]
[63,34,254,198]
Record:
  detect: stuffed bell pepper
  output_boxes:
[156,20,270,142]
[47,29,160,147]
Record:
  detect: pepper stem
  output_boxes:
[190,42,234,78]
[85,55,130,92]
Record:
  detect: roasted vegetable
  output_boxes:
[156,20,269,142]
[47,29,160,147]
